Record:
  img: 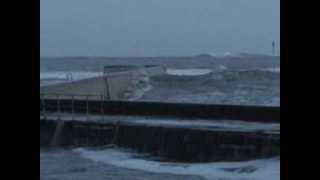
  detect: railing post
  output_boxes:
[101,94,104,121]
[41,94,47,120]
[71,95,74,121]
[70,73,73,82]
[57,94,61,120]
[86,95,89,121]
[104,75,111,100]
[112,121,120,145]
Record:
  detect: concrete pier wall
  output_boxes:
[40,119,279,162]
[40,66,165,100]
[40,72,138,100]
[40,99,280,122]
[40,76,109,97]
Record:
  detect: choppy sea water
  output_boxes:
[40,148,279,180]
[40,56,280,180]
[40,56,279,106]
[40,149,206,180]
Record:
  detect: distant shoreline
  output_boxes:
[40,53,280,60]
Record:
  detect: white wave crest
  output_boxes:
[166,69,212,76]
[75,148,279,180]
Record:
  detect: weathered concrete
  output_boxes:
[40,72,138,100]
[40,99,280,122]
[40,75,110,97]
[40,117,279,162]
[40,66,165,100]
[41,114,280,133]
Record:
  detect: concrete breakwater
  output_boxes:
[40,65,165,100]
[40,99,280,123]
[40,118,279,162]
[40,72,137,100]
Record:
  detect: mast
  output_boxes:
[272,41,275,56]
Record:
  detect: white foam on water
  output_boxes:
[218,65,228,71]
[123,70,153,100]
[75,148,279,180]
[209,53,217,57]
[40,72,103,80]
[263,68,280,73]
[224,52,233,56]
[166,69,212,76]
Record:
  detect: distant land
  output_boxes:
[41,52,280,60]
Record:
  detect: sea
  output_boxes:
[40,54,280,180]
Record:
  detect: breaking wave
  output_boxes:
[75,147,279,180]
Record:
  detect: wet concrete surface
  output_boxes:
[41,114,280,134]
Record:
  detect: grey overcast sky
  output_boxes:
[40,0,279,57]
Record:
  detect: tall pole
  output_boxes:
[272,41,275,56]
[103,67,110,99]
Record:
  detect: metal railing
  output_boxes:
[41,93,122,147]
[40,93,280,123]
[40,93,108,121]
